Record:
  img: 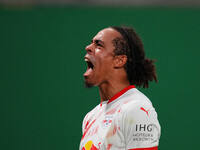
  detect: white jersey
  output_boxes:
[80,85,161,150]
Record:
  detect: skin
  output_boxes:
[84,28,130,102]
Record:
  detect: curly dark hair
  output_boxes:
[111,26,157,88]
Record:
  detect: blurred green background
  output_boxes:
[1,6,200,150]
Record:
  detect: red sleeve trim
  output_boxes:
[128,146,158,150]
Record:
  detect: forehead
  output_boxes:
[93,28,122,43]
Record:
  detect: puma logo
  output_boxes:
[140,107,150,116]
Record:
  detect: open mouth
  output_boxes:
[86,61,94,70]
[84,59,95,77]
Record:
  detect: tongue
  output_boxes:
[84,68,93,76]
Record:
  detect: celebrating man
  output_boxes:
[80,26,161,150]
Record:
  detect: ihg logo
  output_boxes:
[135,124,154,132]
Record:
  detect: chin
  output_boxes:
[84,82,94,88]
[84,78,95,88]
[84,76,101,88]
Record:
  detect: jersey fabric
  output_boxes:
[80,85,161,150]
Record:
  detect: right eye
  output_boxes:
[96,43,102,47]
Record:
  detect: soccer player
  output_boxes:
[80,26,161,150]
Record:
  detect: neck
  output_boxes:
[98,80,130,102]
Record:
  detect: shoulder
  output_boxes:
[121,88,154,115]
[82,104,100,132]
[87,103,100,115]
[119,88,159,130]
[83,104,100,121]
[117,89,161,148]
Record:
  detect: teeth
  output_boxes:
[84,58,94,69]
[84,58,89,62]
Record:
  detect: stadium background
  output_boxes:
[1,0,200,150]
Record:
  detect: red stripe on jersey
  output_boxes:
[128,146,158,150]
[108,85,135,104]
[81,119,96,140]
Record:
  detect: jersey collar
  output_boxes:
[107,85,135,104]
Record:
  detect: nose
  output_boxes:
[85,43,93,54]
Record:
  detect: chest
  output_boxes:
[80,105,124,150]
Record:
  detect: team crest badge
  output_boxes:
[102,115,113,127]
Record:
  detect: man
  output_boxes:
[80,26,161,150]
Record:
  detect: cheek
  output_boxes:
[98,57,114,73]
[95,48,114,69]
[95,48,101,53]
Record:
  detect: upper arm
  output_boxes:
[122,102,161,150]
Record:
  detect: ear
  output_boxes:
[113,55,127,68]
